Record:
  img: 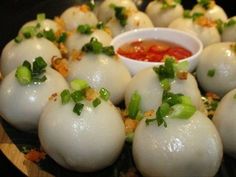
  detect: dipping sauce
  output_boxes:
[117,39,192,62]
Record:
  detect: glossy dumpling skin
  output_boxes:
[60,6,98,31]
[0,67,69,131]
[20,19,59,33]
[0,37,61,76]
[97,0,137,22]
[196,42,236,97]
[106,11,154,37]
[66,29,112,55]
[168,17,220,47]
[67,54,131,105]
[38,96,125,172]
[145,0,184,27]
[191,4,227,22]
[125,67,202,112]
[133,111,223,177]
[213,88,236,158]
[221,16,236,42]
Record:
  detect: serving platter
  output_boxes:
[1,0,236,176]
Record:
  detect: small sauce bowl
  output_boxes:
[111,28,203,75]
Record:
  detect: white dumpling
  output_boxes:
[213,88,236,158]
[168,17,220,47]
[20,19,59,33]
[97,0,137,22]
[221,16,236,42]
[145,0,184,27]
[106,11,154,37]
[60,6,98,31]
[0,67,69,131]
[0,37,61,76]
[67,53,131,105]
[133,111,223,177]
[196,42,236,97]
[125,67,202,112]
[66,29,112,55]
[191,3,227,22]
[38,94,125,172]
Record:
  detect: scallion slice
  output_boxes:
[73,103,84,116]
[71,90,85,103]
[15,66,32,85]
[61,89,71,104]
[37,13,46,22]
[93,98,101,107]
[99,88,110,101]
[128,91,141,119]
[170,104,196,119]
[70,79,89,91]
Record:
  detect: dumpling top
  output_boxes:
[145,0,184,27]
[168,14,220,47]
[0,37,61,76]
[106,9,154,37]
[191,0,227,22]
[97,0,137,22]
[60,5,98,31]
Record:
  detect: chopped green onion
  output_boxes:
[207,69,215,77]
[110,4,127,27]
[87,0,96,10]
[102,46,115,56]
[183,10,204,21]
[162,91,183,106]
[96,21,105,29]
[126,132,134,143]
[174,61,189,73]
[61,89,71,104]
[224,18,236,28]
[57,32,67,43]
[22,60,32,71]
[180,96,192,105]
[128,91,141,119]
[197,0,211,9]
[70,79,89,91]
[73,103,84,116]
[71,90,85,103]
[160,79,171,91]
[77,24,93,35]
[93,98,101,107]
[32,56,47,75]
[99,88,110,101]
[14,36,23,43]
[37,13,46,22]
[43,29,56,41]
[15,66,32,85]
[216,19,224,34]
[170,104,196,119]
[21,26,37,39]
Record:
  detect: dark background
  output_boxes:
[0,0,235,177]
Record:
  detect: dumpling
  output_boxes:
[145,0,184,27]
[38,86,125,172]
[60,5,98,31]
[133,110,223,177]
[66,28,112,55]
[125,67,203,112]
[96,0,137,22]
[0,61,69,131]
[106,10,154,37]
[191,0,227,22]
[196,42,236,97]
[0,37,61,76]
[67,52,131,105]
[221,16,236,42]
[168,16,220,47]
[213,88,236,158]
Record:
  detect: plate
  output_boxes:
[1,0,236,176]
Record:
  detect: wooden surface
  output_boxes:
[0,123,54,177]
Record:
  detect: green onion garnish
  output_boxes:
[87,0,96,10]
[70,79,89,91]
[71,90,85,103]
[61,89,71,104]
[207,69,215,77]
[224,18,236,28]
[183,11,204,21]
[128,91,141,119]
[126,132,134,143]
[96,21,105,29]
[197,0,211,9]
[82,37,115,56]
[57,32,67,43]
[110,4,128,27]
[43,29,56,41]
[93,98,101,107]
[73,103,84,115]
[14,36,23,43]
[21,26,37,39]
[170,104,196,119]
[37,13,46,22]
[15,66,32,85]
[161,0,181,9]
[99,88,110,101]
[77,24,93,35]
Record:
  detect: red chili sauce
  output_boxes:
[117,39,192,62]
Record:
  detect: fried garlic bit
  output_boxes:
[196,16,216,27]
[51,56,69,77]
